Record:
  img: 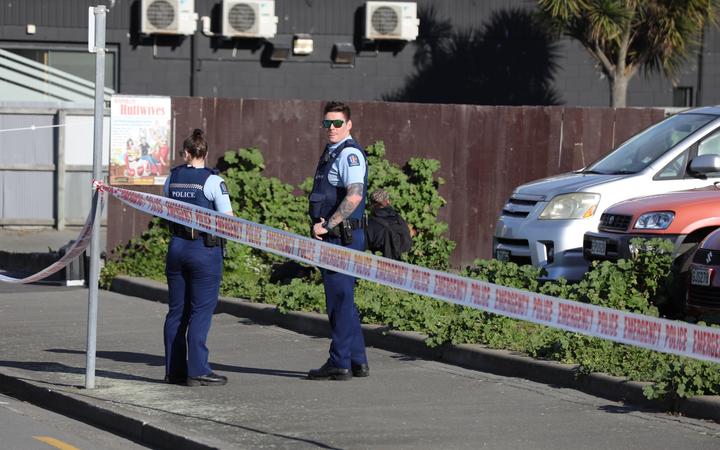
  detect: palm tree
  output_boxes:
[537,0,719,107]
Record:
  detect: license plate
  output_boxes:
[691,267,711,286]
[590,239,607,256]
[496,249,510,262]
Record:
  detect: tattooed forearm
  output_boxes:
[327,183,363,228]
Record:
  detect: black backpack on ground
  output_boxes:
[365,206,413,260]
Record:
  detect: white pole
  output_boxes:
[85,4,106,390]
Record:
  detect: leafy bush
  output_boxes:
[461,237,720,399]
[101,144,720,401]
[363,141,455,270]
[221,148,308,234]
[101,217,170,288]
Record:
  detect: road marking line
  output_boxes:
[33,436,80,450]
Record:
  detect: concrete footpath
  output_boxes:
[0,227,106,253]
[1,280,720,449]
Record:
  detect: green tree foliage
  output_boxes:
[537,0,720,106]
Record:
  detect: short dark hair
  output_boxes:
[370,189,390,206]
[323,101,351,120]
[183,128,208,159]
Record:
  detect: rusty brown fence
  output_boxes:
[108,98,665,267]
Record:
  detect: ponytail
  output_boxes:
[183,128,208,159]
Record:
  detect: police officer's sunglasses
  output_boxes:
[322,119,345,128]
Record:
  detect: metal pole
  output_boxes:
[56,109,66,230]
[190,33,197,96]
[696,24,705,107]
[86,4,106,390]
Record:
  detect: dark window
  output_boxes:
[673,86,694,107]
[6,48,116,91]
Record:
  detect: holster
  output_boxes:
[327,219,363,244]
[220,236,228,258]
[202,233,225,249]
[170,222,224,248]
[169,222,202,240]
[313,218,363,245]
[339,221,353,245]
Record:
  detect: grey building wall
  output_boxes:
[700,25,720,105]
[555,38,710,107]
[0,0,717,107]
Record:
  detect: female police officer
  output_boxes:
[163,128,233,386]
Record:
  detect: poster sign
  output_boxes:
[110,95,171,185]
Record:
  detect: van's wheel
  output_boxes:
[663,243,699,319]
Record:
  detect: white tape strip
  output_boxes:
[102,183,720,365]
[0,192,102,284]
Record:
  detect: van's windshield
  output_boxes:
[583,113,717,175]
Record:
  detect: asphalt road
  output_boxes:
[0,393,147,450]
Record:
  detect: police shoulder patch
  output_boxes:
[347,153,361,167]
[220,181,228,195]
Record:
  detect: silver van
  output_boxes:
[493,106,720,281]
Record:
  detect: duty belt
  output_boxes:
[169,222,225,248]
[169,222,204,240]
[325,218,365,238]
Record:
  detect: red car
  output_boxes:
[687,228,720,322]
[582,183,720,318]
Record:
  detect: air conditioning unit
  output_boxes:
[141,0,197,35]
[365,1,419,41]
[222,0,278,38]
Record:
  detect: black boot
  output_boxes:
[186,372,228,386]
[164,373,187,385]
[351,363,370,378]
[308,362,352,380]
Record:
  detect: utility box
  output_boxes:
[222,0,278,38]
[141,0,198,35]
[365,1,419,41]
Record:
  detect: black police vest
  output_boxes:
[308,138,367,222]
[167,165,217,210]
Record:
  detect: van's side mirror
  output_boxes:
[689,154,720,176]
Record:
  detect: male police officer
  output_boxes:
[308,101,370,380]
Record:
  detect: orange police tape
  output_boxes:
[98,181,720,364]
[0,192,102,284]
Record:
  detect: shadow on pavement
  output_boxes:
[597,404,648,415]
[0,360,163,384]
[46,348,308,379]
[47,349,164,366]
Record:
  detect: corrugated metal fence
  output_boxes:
[108,98,665,267]
[0,106,108,228]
